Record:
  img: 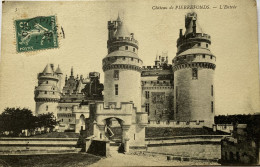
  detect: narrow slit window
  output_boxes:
[211,101,214,113]
[125,46,128,50]
[192,68,198,80]
[145,103,150,115]
[114,70,119,79]
[145,91,150,99]
[115,84,118,95]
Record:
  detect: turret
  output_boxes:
[55,65,63,92]
[172,12,216,127]
[102,15,143,111]
[34,64,61,117]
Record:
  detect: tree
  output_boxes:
[37,112,58,130]
[0,107,37,136]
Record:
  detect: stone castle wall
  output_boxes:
[104,69,142,112]
[174,67,215,127]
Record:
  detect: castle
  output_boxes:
[34,12,216,147]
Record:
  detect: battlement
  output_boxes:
[142,65,162,70]
[141,80,173,87]
[108,36,138,46]
[37,73,59,81]
[96,102,148,127]
[96,101,137,112]
[148,120,205,128]
[177,33,211,47]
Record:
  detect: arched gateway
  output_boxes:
[95,102,147,152]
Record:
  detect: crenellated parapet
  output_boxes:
[173,62,216,72]
[107,36,139,51]
[177,33,211,47]
[148,120,205,128]
[142,80,173,87]
[96,102,148,128]
[103,63,142,72]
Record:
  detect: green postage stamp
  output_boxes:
[15,16,58,52]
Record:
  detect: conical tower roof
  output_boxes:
[42,64,53,74]
[55,65,63,74]
[115,22,130,38]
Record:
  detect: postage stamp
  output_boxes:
[15,16,58,52]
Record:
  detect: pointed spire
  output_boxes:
[115,21,130,38]
[71,67,74,76]
[42,64,53,74]
[55,65,63,74]
[117,12,121,22]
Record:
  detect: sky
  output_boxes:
[0,0,259,115]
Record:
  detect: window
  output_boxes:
[46,81,48,84]
[211,101,214,113]
[65,107,68,111]
[115,84,118,95]
[123,57,125,60]
[202,55,205,58]
[176,86,178,99]
[53,92,55,95]
[69,119,71,122]
[198,43,201,47]
[193,54,196,58]
[133,48,135,52]
[131,58,133,61]
[211,85,214,96]
[145,103,150,115]
[206,44,208,48]
[46,105,48,111]
[145,91,150,99]
[114,70,119,79]
[45,91,47,94]
[125,46,128,50]
[192,68,198,79]
[61,119,63,122]
[210,56,213,59]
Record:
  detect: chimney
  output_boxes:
[50,64,54,71]
[179,29,183,38]
[192,20,196,34]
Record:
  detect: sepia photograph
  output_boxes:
[0,0,259,166]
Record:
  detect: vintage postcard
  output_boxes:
[0,0,259,166]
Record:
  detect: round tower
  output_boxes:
[172,12,216,127]
[103,15,142,111]
[34,64,61,117]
